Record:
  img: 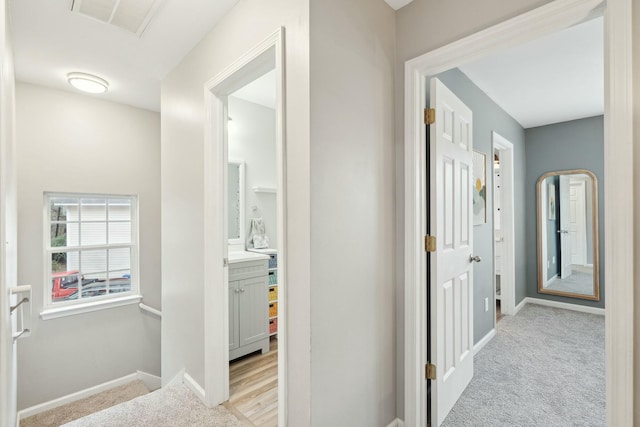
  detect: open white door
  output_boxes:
[569,180,587,265]
[429,78,474,425]
[0,1,18,423]
[559,175,572,278]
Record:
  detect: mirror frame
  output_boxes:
[536,169,599,301]
[228,160,245,246]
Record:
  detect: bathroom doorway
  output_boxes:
[203,29,287,427]
[226,68,280,426]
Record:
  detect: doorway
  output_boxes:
[203,29,287,427]
[403,1,633,426]
[226,69,279,426]
[492,132,515,321]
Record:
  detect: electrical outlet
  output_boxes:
[484,297,489,312]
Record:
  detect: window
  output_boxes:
[44,193,139,311]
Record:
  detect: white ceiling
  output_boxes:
[11,0,240,112]
[231,70,276,110]
[459,17,603,129]
[11,0,601,127]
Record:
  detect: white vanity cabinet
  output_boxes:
[228,257,270,360]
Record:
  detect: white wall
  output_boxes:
[394,0,553,418]
[228,96,277,249]
[15,83,161,409]
[634,2,640,422]
[160,0,311,423]
[0,0,17,424]
[309,0,396,425]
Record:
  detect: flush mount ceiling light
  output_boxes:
[67,72,109,94]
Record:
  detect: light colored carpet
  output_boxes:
[20,380,150,427]
[546,265,594,296]
[442,304,605,427]
[62,383,243,427]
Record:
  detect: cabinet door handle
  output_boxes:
[240,289,245,293]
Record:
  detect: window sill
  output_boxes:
[40,294,143,320]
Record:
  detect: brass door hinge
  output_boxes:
[424,108,436,125]
[425,235,436,252]
[426,363,436,380]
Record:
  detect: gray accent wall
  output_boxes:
[524,115,604,308]
[434,68,527,346]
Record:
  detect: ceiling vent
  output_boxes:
[70,0,163,37]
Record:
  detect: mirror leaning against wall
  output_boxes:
[537,169,599,301]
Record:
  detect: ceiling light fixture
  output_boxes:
[67,72,109,94]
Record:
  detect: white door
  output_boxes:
[569,180,587,265]
[430,78,474,426]
[0,6,18,426]
[0,2,18,422]
[559,176,572,278]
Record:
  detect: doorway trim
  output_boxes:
[203,27,287,426]
[403,0,633,426]
[491,132,515,318]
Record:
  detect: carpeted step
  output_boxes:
[61,383,243,427]
[20,380,150,427]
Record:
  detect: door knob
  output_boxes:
[469,255,482,263]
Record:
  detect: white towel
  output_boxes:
[247,217,269,249]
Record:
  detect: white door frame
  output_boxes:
[403,0,633,426]
[491,132,515,317]
[203,28,288,426]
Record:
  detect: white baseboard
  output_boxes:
[525,297,605,316]
[473,328,496,355]
[386,418,404,427]
[183,372,206,404]
[17,372,139,420]
[514,297,527,315]
[136,370,161,391]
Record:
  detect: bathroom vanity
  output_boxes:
[228,251,270,361]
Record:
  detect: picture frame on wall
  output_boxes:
[548,183,556,220]
[472,150,487,225]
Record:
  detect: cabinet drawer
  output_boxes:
[229,259,268,281]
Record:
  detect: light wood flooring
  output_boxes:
[224,337,278,427]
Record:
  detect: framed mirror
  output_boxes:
[537,169,599,300]
[228,160,245,245]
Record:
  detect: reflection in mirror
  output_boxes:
[537,170,599,300]
[228,161,245,244]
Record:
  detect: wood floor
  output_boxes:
[225,337,278,427]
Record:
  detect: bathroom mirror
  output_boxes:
[228,161,245,245]
[537,169,599,300]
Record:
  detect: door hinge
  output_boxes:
[426,363,436,380]
[424,108,435,125]
[424,235,436,252]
